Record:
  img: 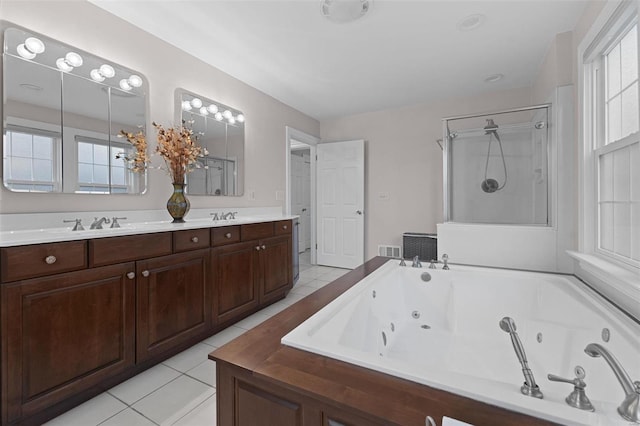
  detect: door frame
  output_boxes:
[285,126,319,264]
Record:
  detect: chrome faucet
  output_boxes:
[63,218,84,231]
[499,317,543,398]
[411,256,422,268]
[90,217,110,230]
[585,343,640,422]
[110,217,127,228]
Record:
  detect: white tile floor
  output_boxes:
[45,250,348,426]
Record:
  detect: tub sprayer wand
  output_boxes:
[499,316,543,399]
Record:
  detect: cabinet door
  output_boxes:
[2,263,135,423]
[212,241,260,324]
[136,249,210,362]
[237,381,303,426]
[260,235,292,304]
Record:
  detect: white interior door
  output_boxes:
[317,140,365,269]
[291,153,307,252]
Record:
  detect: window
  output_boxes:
[76,137,130,194]
[583,3,639,269]
[2,127,60,192]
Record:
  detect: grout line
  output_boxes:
[167,392,217,426]
[94,405,129,426]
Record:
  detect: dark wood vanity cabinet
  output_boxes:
[136,249,211,362]
[1,263,136,424]
[0,219,294,425]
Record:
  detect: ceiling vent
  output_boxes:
[321,0,372,23]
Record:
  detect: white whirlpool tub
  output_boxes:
[282,260,640,426]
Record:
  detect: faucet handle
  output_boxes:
[210,212,219,221]
[111,217,127,228]
[63,218,84,231]
[442,253,450,270]
[548,366,594,411]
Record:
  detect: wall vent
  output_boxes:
[378,245,401,258]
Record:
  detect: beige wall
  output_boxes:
[0,0,319,213]
[320,87,532,261]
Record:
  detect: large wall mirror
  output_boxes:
[2,25,148,194]
[177,89,244,196]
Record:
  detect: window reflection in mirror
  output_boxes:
[2,25,148,194]
[176,90,244,196]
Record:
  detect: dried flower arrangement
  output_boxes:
[118,121,204,184]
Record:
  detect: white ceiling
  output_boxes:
[89,0,588,120]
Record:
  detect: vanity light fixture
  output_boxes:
[182,100,193,111]
[118,74,143,91]
[222,110,233,119]
[90,64,115,82]
[236,114,245,123]
[191,98,203,109]
[56,52,83,72]
[207,104,218,114]
[199,106,209,116]
[17,37,45,59]
[214,112,223,121]
[228,116,236,125]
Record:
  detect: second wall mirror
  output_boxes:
[176,89,244,196]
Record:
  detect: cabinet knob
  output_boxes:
[191,236,199,243]
[127,272,135,279]
[141,270,150,277]
[255,246,261,251]
[225,232,232,239]
[283,225,288,230]
[261,245,266,250]
[44,255,57,265]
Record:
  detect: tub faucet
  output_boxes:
[499,317,543,399]
[585,343,640,422]
[90,217,110,230]
[412,256,422,268]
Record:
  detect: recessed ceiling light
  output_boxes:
[484,73,504,83]
[457,14,486,31]
[20,83,43,91]
[321,0,372,23]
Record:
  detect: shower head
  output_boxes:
[484,118,498,134]
[499,317,517,333]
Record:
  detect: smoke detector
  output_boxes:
[321,0,372,23]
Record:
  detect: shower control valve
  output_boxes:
[442,254,449,270]
[547,366,594,412]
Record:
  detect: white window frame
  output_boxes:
[574,0,640,317]
[3,125,62,192]
[75,136,131,194]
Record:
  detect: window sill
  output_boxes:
[567,251,640,319]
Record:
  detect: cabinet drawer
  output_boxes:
[173,229,210,252]
[241,222,274,241]
[89,233,172,267]
[1,241,87,282]
[212,226,241,246]
[274,220,292,235]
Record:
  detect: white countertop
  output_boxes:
[0,208,297,247]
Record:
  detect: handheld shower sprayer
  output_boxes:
[481,119,507,193]
[499,317,543,398]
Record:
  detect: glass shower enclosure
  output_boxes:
[442,105,550,226]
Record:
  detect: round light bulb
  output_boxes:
[228,116,236,125]
[236,114,245,123]
[24,37,45,54]
[223,110,232,119]
[128,74,142,87]
[56,58,73,72]
[65,52,83,67]
[200,106,209,116]
[191,98,202,108]
[207,104,218,114]
[17,44,36,60]
[214,112,223,121]
[99,64,115,78]
[119,79,132,91]
[182,101,192,111]
[90,69,105,82]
